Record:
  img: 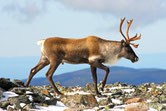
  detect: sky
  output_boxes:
[0,0,166,80]
[0,0,166,57]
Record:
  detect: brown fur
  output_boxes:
[43,36,107,64]
[25,36,138,95]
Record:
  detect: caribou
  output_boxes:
[25,17,141,95]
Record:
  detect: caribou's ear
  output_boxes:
[121,40,126,47]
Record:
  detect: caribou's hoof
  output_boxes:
[100,87,104,92]
[57,92,64,95]
[96,92,102,96]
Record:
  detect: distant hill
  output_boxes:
[1,53,166,80]
[23,66,166,86]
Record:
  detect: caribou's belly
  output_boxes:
[62,57,89,64]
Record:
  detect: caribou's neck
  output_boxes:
[100,40,122,66]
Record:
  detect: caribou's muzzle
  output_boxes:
[131,56,139,63]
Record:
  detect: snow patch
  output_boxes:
[20,103,26,107]
[109,87,135,93]
[111,99,121,104]
[28,95,33,102]
[65,91,91,95]
[36,101,67,111]
[0,91,18,102]
[26,91,33,94]
[148,108,158,111]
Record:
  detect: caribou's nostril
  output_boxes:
[135,57,139,61]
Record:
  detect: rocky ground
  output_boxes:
[0,78,166,111]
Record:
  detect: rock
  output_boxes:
[119,83,128,87]
[55,81,61,86]
[1,81,166,110]
[82,83,95,93]
[104,103,115,110]
[144,83,150,87]
[0,101,10,109]
[125,98,144,104]
[44,98,58,105]
[41,89,51,97]
[13,79,24,87]
[118,96,126,104]
[23,103,36,110]
[114,82,120,87]
[150,83,157,87]
[54,82,69,92]
[146,102,166,111]
[160,82,166,87]
[143,92,152,100]
[59,86,68,92]
[139,87,148,93]
[31,93,46,103]
[152,97,160,103]
[55,82,64,90]
[159,94,166,103]
[129,84,136,88]
[8,94,31,105]
[0,78,18,90]
[111,89,123,96]
[151,88,162,96]
[64,108,83,111]
[10,87,31,95]
[7,106,15,111]
[95,107,105,111]
[66,87,74,92]
[30,86,43,94]
[132,88,142,97]
[125,104,148,111]
[37,103,48,107]
[8,98,21,110]
[98,96,112,106]
[7,95,31,110]
[0,88,3,99]
[104,88,110,93]
[162,87,166,94]
[61,94,98,109]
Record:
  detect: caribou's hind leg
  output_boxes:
[25,57,49,87]
[45,57,62,95]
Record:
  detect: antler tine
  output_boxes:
[130,43,139,48]
[119,17,141,48]
[129,34,141,41]
[126,19,133,40]
[119,17,128,42]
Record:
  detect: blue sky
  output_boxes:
[0,0,166,57]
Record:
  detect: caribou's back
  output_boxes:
[43,36,105,64]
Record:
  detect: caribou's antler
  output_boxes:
[119,17,141,48]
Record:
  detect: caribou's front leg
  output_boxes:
[90,62,110,92]
[100,68,110,91]
[90,66,101,95]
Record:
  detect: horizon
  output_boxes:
[0,53,166,80]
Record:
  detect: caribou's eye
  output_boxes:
[125,47,131,52]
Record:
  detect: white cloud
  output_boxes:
[0,0,49,23]
[56,0,166,26]
[1,0,166,25]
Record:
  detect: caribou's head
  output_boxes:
[120,40,139,63]
[119,17,141,63]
